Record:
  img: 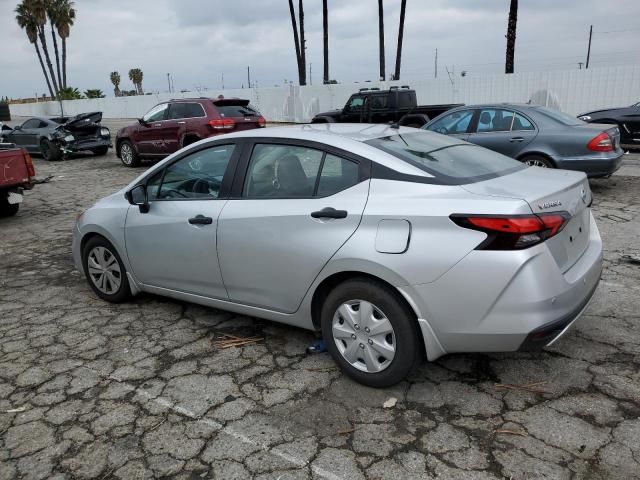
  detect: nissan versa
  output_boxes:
[72,124,602,387]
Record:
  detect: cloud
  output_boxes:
[1,0,639,98]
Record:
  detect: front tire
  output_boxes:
[321,278,421,387]
[82,236,132,303]
[40,138,62,161]
[0,195,19,217]
[92,146,109,156]
[118,140,140,167]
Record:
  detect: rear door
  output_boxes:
[466,108,537,158]
[217,140,369,312]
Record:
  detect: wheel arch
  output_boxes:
[517,150,557,167]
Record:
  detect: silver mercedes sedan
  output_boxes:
[72,124,602,387]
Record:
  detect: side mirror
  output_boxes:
[138,118,148,126]
[13,125,22,131]
[127,184,149,213]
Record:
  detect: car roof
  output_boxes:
[202,123,468,176]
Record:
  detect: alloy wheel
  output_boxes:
[87,246,122,295]
[525,158,548,168]
[332,300,396,373]
[120,143,133,165]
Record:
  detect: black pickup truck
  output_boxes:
[311,86,462,127]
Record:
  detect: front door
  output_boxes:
[466,108,537,158]
[10,118,41,151]
[217,141,369,313]
[124,143,239,298]
[137,103,169,155]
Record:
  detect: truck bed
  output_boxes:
[0,143,34,189]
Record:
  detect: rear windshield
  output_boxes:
[216,104,260,117]
[366,132,524,183]
[532,106,583,126]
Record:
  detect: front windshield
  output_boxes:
[366,132,524,183]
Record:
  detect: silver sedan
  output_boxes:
[72,124,602,387]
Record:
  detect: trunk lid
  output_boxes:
[213,100,263,131]
[64,112,102,128]
[461,167,592,272]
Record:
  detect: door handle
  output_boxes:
[509,136,524,142]
[177,121,186,125]
[153,123,161,127]
[311,207,348,219]
[188,215,213,225]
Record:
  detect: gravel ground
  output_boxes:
[1,120,639,479]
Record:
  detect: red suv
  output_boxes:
[115,97,266,167]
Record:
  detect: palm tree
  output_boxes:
[84,89,105,99]
[287,0,306,85]
[505,0,518,74]
[393,0,407,81]
[53,0,75,88]
[128,68,144,95]
[57,86,81,100]
[15,2,54,97]
[46,0,62,89]
[110,71,121,97]
[322,0,328,84]
[29,0,60,96]
[378,0,385,81]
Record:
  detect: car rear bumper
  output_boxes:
[403,211,602,358]
[555,152,623,178]
[65,138,112,153]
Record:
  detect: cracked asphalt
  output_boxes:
[1,119,639,479]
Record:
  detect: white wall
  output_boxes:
[9,65,640,122]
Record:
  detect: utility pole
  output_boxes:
[167,73,171,93]
[435,48,438,79]
[247,66,251,88]
[221,72,225,90]
[585,25,593,69]
[309,63,312,86]
[578,62,583,70]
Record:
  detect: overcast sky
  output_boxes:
[1,0,639,98]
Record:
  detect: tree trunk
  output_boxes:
[34,42,54,98]
[287,0,304,85]
[62,37,67,88]
[505,0,518,74]
[378,0,385,81]
[298,0,306,85]
[38,27,59,95]
[393,0,407,81]
[50,22,62,88]
[322,0,329,84]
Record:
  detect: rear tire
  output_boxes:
[521,155,553,168]
[92,146,109,156]
[40,138,62,161]
[321,277,421,387]
[82,236,132,303]
[118,140,140,167]
[0,195,19,217]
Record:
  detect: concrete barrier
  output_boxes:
[9,64,640,121]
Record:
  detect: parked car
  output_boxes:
[73,124,602,387]
[311,85,461,127]
[0,112,111,161]
[424,104,623,178]
[578,102,640,147]
[115,97,266,167]
[0,143,36,216]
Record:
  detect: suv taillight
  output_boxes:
[23,151,35,178]
[450,213,569,250]
[209,118,236,130]
[258,116,266,127]
[587,132,613,152]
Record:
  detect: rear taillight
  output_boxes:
[23,151,35,178]
[258,116,266,127]
[587,132,613,152]
[208,118,236,130]
[450,213,569,250]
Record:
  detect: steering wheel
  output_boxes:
[162,188,188,199]
[193,177,221,195]
[436,126,449,134]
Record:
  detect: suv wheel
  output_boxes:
[119,140,140,167]
[321,278,421,387]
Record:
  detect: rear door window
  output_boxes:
[168,103,205,119]
[367,132,524,183]
[512,112,535,131]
